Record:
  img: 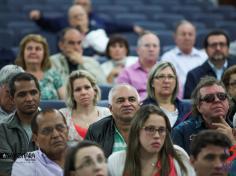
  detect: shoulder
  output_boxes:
[161,47,178,60]
[50,53,64,61]
[89,115,113,129]
[108,150,126,163]
[108,150,126,176]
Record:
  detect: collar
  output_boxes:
[207,60,228,70]
[175,47,202,56]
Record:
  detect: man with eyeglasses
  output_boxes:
[85,84,140,158]
[184,29,236,99]
[11,109,69,176]
[50,27,107,84]
[172,76,236,154]
[0,72,40,175]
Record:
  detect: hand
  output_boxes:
[29,10,41,20]
[64,49,83,65]
[212,116,236,144]
[133,25,145,35]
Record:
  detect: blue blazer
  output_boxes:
[184,58,236,99]
[142,97,192,128]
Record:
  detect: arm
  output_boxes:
[184,72,196,99]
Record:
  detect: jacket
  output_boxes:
[85,115,115,158]
[0,113,37,175]
[142,97,192,127]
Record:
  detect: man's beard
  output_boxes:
[210,53,227,62]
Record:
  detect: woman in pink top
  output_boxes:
[60,70,110,141]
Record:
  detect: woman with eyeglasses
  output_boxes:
[222,65,236,122]
[142,61,192,128]
[64,140,108,176]
[107,104,194,176]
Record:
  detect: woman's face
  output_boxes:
[73,77,96,107]
[24,41,44,66]
[152,66,176,98]
[72,146,108,176]
[109,42,127,61]
[228,73,236,99]
[139,113,167,154]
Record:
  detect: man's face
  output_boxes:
[0,84,14,113]
[34,111,68,159]
[206,35,229,63]
[175,23,196,54]
[228,73,236,99]
[109,86,140,125]
[13,80,40,115]
[191,145,229,176]
[197,84,229,127]
[60,29,83,58]
[68,5,88,29]
[137,33,160,66]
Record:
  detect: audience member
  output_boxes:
[222,65,236,122]
[15,34,65,100]
[11,109,69,176]
[64,140,108,176]
[29,0,144,35]
[60,70,110,141]
[108,104,195,176]
[101,34,138,84]
[0,72,40,175]
[67,5,109,55]
[142,61,192,128]
[184,29,236,99]
[190,130,232,176]
[85,84,140,157]
[0,65,24,123]
[116,32,160,100]
[161,20,207,97]
[50,27,107,85]
[172,76,235,154]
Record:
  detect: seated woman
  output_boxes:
[15,34,65,100]
[222,65,236,122]
[64,140,108,176]
[60,70,111,141]
[101,34,138,84]
[108,104,195,176]
[142,61,192,127]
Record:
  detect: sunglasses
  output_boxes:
[200,92,228,103]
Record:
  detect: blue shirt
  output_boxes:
[11,150,63,176]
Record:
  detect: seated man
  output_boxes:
[50,27,107,85]
[11,109,69,176]
[85,84,140,157]
[0,65,24,123]
[172,76,235,154]
[190,130,232,176]
[0,72,40,175]
[116,32,160,100]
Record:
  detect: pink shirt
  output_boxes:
[116,60,148,100]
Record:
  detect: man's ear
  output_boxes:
[58,41,64,51]
[32,133,39,147]
[108,104,112,112]
[69,171,76,176]
[190,155,195,166]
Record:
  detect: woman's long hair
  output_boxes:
[123,105,187,176]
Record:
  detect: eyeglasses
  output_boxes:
[142,126,167,136]
[208,42,228,49]
[75,155,107,170]
[155,74,176,81]
[39,124,67,135]
[200,92,228,103]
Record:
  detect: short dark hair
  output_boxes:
[105,34,129,58]
[190,130,232,158]
[203,29,230,49]
[8,72,40,97]
[64,140,105,176]
[58,27,80,42]
[31,108,67,134]
[191,76,229,116]
[222,65,236,91]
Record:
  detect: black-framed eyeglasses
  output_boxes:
[200,92,228,103]
[208,42,228,49]
[142,126,167,136]
[39,124,67,135]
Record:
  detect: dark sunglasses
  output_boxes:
[200,92,228,103]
